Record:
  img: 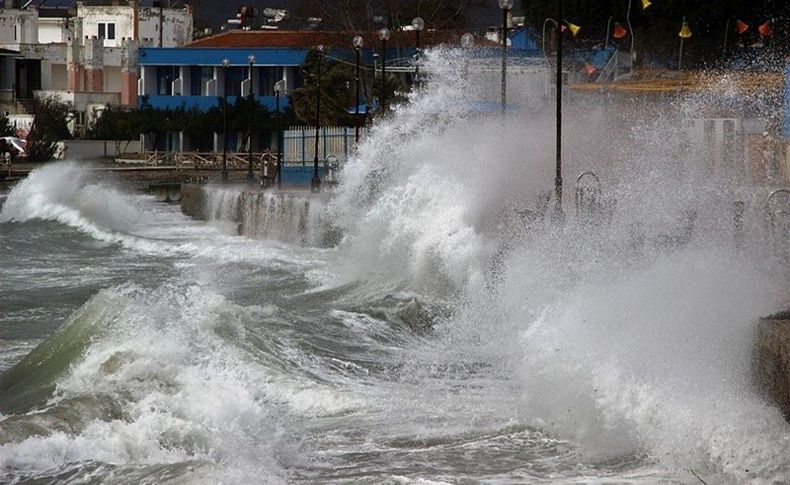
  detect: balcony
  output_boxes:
[139,95,290,112]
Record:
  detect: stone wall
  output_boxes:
[180,183,206,220]
[753,311,790,419]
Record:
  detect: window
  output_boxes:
[97,22,116,40]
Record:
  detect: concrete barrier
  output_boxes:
[180,183,207,220]
[754,311,790,419]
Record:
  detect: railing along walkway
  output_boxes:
[140,151,280,170]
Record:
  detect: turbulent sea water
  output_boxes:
[2,52,790,483]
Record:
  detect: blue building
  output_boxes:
[137,29,459,152]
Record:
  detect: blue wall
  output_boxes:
[281,165,327,185]
[140,95,289,112]
[139,47,309,66]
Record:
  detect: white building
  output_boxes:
[0,0,193,133]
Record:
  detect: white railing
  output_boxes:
[284,125,365,163]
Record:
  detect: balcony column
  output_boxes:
[66,37,82,91]
[120,39,139,106]
[84,36,104,93]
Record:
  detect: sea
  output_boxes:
[1,49,790,483]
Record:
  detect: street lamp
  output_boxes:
[461,33,474,78]
[353,35,363,144]
[499,0,513,115]
[274,79,285,189]
[378,27,390,110]
[722,16,748,61]
[554,0,564,222]
[221,58,229,181]
[247,54,255,180]
[311,45,324,192]
[678,17,692,70]
[412,17,424,88]
[626,0,650,69]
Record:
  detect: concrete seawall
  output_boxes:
[179,183,340,246]
[180,183,207,220]
[754,311,790,419]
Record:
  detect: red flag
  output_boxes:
[583,63,597,76]
[735,19,749,34]
[758,21,772,37]
[613,23,628,39]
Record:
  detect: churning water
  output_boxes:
[1,50,789,483]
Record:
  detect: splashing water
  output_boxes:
[1,47,789,483]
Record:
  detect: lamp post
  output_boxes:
[221,58,229,181]
[247,54,255,180]
[353,35,363,144]
[461,32,475,78]
[311,45,324,192]
[274,79,284,189]
[722,16,748,61]
[542,18,558,61]
[605,16,614,49]
[499,0,513,115]
[378,27,390,110]
[678,17,692,70]
[412,17,424,88]
[554,0,564,221]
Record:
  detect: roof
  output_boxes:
[32,0,156,7]
[187,30,487,49]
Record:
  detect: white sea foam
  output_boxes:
[324,47,790,480]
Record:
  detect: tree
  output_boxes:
[86,105,142,155]
[26,96,73,162]
[292,48,357,126]
[0,112,14,137]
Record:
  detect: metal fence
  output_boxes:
[284,126,366,164]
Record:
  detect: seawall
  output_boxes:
[179,183,340,246]
[754,311,790,419]
[180,183,207,220]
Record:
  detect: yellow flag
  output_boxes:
[679,17,692,38]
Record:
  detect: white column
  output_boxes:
[180,66,190,95]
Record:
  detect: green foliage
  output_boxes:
[86,105,140,141]
[293,48,357,126]
[85,98,298,153]
[27,96,73,162]
[0,112,14,137]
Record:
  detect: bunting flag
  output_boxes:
[565,21,581,36]
[735,19,749,34]
[583,63,597,75]
[642,0,652,9]
[613,22,628,39]
[758,20,772,37]
[679,17,692,39]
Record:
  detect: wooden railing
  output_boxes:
[140,151,280,171]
